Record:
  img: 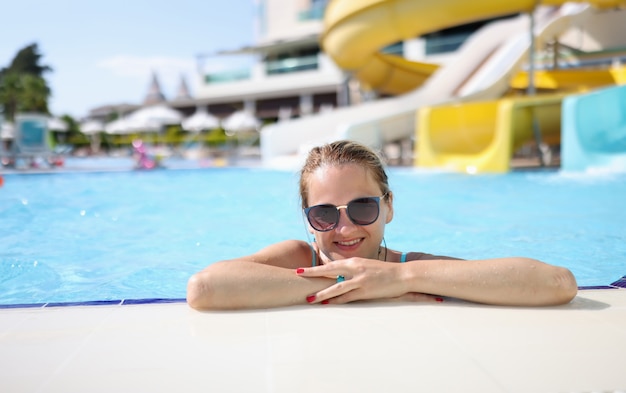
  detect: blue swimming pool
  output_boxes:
[0,166,624,305]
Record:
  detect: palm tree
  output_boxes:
[0,43,52,122]
[18,74,50,114]
[0,72,21,121]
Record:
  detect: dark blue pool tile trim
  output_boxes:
[46,300,124,308]
[610,275,626,288]
[0,298,187,309]
[0,303,48,309]
[122,298,187,305]
[579,285,617,290]
[1,278,625,309]
[576,275,626,291]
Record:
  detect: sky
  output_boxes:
[1,0,257,119]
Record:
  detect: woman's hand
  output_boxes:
[296,258,442,304]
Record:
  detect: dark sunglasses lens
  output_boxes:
[348,198,380,225]
[307,205,339,231]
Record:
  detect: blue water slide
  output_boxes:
[561,84,626,171]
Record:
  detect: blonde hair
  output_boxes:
[299,140,390,209]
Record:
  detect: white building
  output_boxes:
[89,0,498,135]
[172,0,341,122]
[172,0,479,124]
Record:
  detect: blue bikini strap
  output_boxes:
[400,252,408,263]
[309,243,317,267]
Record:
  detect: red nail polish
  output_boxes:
[296,268,305,274]
[435,297,444,302]
[321,300,329,305]
[306,295,316,303]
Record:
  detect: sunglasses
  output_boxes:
[304,195,385,232]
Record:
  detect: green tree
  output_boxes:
[0,43,52,122]
[18,73,50,113]
[0,72,21,121]
[60,114,83,144]
[4,43,52,77]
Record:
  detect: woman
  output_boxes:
[187,140,577,310]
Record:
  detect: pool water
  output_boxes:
[0,167,624,305]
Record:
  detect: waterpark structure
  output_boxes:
[260,0,626,173]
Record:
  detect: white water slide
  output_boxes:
[260,2,594,169]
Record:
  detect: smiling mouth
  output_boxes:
[336,238,362,247]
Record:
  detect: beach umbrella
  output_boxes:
[106,116,163,134]
[105,117,135,135]
[78,120,105,153]
[182,107,220,132]
[222,110,261,134]
[80,120,105,135]
[125,104,183,132]
[47,117,68,132]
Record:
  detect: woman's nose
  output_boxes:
[335,208,355,231]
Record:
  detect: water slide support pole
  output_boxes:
[339,73,353,107]
[528,4,551,166]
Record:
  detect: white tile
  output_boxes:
[0,306,117,392]
[0,308,41,338]
[46,304,271,393]
[0,291,625,393]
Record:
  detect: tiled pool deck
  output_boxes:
[1,285,625,393]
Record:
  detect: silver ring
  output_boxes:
[336,275,345,283]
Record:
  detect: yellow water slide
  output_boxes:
[321,0,625,173]
[321,0,623,95]
[416,94,566,173]
[417,63,626,173]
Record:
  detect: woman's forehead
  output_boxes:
[307,164,380,201]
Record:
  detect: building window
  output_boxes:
[423,14,518,55]
[382,42,404,56]
[298,0,329,21]
[205,69,251,84]
[202,54,256,84]
[265,47,320,75]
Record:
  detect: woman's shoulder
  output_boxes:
[253,239,315,268]
[259,239,311,253]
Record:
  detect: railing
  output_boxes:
[205,68,251,84]
[266,55,318,75]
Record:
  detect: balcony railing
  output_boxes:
[205,68,251,84]
[266,55,319,75]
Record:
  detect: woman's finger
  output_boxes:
[313,291,445,305]
[296,266,346,279]
[306,278,354,304]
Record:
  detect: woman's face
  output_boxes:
[306,163,393,263]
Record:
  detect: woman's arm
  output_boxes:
[298,257,577,306]
[401,257,577,306]
[186,240,334,310]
